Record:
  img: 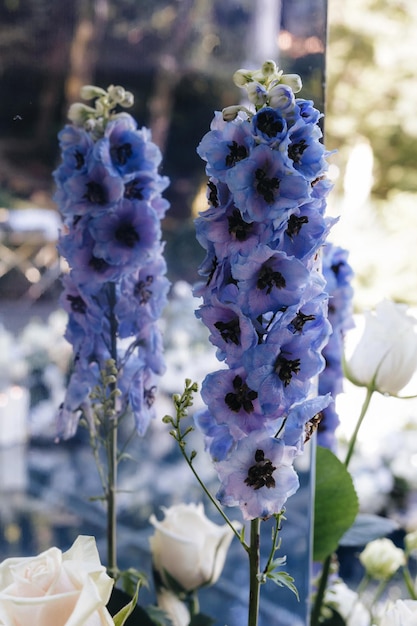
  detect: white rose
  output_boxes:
[325,581,371,626]
[156,589,190,626]
[346,300,417,395]
[359,538,406,580]
[0,535,114,626]
[379,599,417,626]
[149,503,239,592]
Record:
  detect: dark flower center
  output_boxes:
[255,169,280,203]
[290,311,316,333]
[144,385,156,408]
[274,354,301,386]
[331,261,343,276]
[89,255,110,273]
[134,275,153,304]
[256,110,284,138]
[228,209,254,242]
[115,222,140,248]
[112,142,133,166]
[84,181,107,205]
[206,256,218,286]
[288,139,308,164]
[207,180,219,207]
[305,412,323,443]
[124,178,144,200]
[225,141,248,167]
[67,294,86,314]
[286,214,309,240]
[257,264,286,294]
[225,375,258,413]
[244,449,276,490]
[74,150,85,170]
[214,317,240,345]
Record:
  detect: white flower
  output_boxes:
[0,535,114,626]
[346,300,417,395]
[149,502,239,592]
[325,580,370,626]
[359,538,406,580]
[379,599,417,626]
[156,588,190,626]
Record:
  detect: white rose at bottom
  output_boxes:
[379,599,417,626]
[0,535,114,626]
[149,502,239,593]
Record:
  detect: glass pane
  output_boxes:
[0,2,328,624]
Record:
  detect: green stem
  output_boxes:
[310,554,331,626]
[248,518,261,626]
[179,444,247,550]
[187,590,200,618]
[107,283,119,578]
[311,387,375,624]
[403,565,417,600]
[344,386,374,468]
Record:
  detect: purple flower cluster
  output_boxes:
[317,244,354,451]
[194,63,334,520]
[54,88,170,439]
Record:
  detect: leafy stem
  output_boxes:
[163,379,248,550]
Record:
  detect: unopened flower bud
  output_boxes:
[67,103,96,126]
[121,91,134,108]
[280,73,303,93]
[261,60,278,76]
[79,85,107,101]
[359,538,405,580]
[233,68,253,87]
[246,81,268,107]
[108,85,126,103]
[405,530,417,554]
[222,105,243,121]
[268,84,296,113]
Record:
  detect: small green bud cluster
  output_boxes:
[68,84,134,138]
[223,59,302,121]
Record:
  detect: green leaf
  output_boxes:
[113,580,141,626]
[145,605,172,626]
[340,513,399,547]
[266,569,299,600]
[314,446,359,561]
[189,614,216,626]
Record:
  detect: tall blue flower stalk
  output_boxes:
[194,61,335,523]
[318,244,355,451]
[54,85,170,575]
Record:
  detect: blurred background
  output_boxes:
[1,0,417,623]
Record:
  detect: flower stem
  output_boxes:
[311,386,375,624]
[107,282,119,578]
[344,386,374,469]
[310,553,331,626]
[403,565,417,600]
[248,518,261,626]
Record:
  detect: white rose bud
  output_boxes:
[359,538,405,580]
[0,535,114,626]
[346,300,417,395]
[405,529,417,554]
[379,599,417,626]
[149,503,239,592]
[156,588,190,626]
[222,105,243,121]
